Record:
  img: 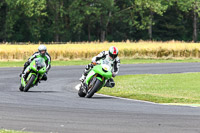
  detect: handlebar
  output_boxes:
[91,62,100,66]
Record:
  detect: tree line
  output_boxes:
[0,0,200,42]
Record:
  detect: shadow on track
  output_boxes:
[91,96,114,99]
[25,91,60,93]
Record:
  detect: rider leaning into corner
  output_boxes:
[80,46,120,88]
[20,45,51,82]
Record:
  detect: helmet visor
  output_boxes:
[40,50,46,56]
[109,51,118,60]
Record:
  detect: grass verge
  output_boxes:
[1,58,200,67]
[0,60,91,67]
[98,73,200,104]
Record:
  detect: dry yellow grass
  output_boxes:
[1,41,200,61]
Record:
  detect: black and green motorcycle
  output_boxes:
[78,60,113,98]
[19,57,47,92]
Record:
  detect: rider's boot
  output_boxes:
[80,70,91,82]
[19,68,25,77]
[20,73,26,82]
[19,61,30,77]
[23,72,29,80]
[79,64,92,82]
[104,78,115,88]
[22,67,29,81]
[79,73,87,82]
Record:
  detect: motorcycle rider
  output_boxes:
[79,46,120,88]
[20,45,51,81]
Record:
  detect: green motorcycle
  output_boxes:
[78,60,113,98]
[19,57,47,92]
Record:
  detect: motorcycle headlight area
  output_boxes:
[102,64,110,72]
[37,65,42,70]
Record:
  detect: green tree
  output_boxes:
[153,5,192,41]
[98,0,116,42]
[16,0,47,41]
[68,0,99,41]
[134,0,169,40]
[46,0,70,42]
[176,0,200,42]
[68,0,116,42]
[4,0,47,41]
[0,0,7,41]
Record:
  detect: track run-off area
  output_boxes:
[1,63,200,133]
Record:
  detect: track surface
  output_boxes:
[1,63,200,133]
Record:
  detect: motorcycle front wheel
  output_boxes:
[86,79,103,98]
[24,74,36,92]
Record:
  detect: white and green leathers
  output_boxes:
[28,52,51,72]
[80,50,120,82]
[92,51,120,74]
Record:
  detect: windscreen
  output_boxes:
[35,58,46,68]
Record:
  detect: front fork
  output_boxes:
[34,73,41,85]
[85,75,105,93]
[27,73,41,85]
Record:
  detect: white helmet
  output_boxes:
[108,46,118,60]
[38,45,47,57]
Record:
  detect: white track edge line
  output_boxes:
[75,84,198,108]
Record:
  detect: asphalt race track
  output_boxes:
[1,63,200,133]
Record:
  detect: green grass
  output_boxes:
[99,73,200,104]
[121,58,200,64]
[0,60,91,67]
[1,58,200,67]
[0,129,29,133]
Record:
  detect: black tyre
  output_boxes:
[86,79,103,98]
[24,75,36,92]
[78,86,87,97]
[19,84,24,92]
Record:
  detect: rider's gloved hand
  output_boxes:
[24,62,30,67]
[28,59,32,63]
[112,72,116,77]
[92,61,97,66]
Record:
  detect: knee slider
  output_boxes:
[42,74,47,81]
